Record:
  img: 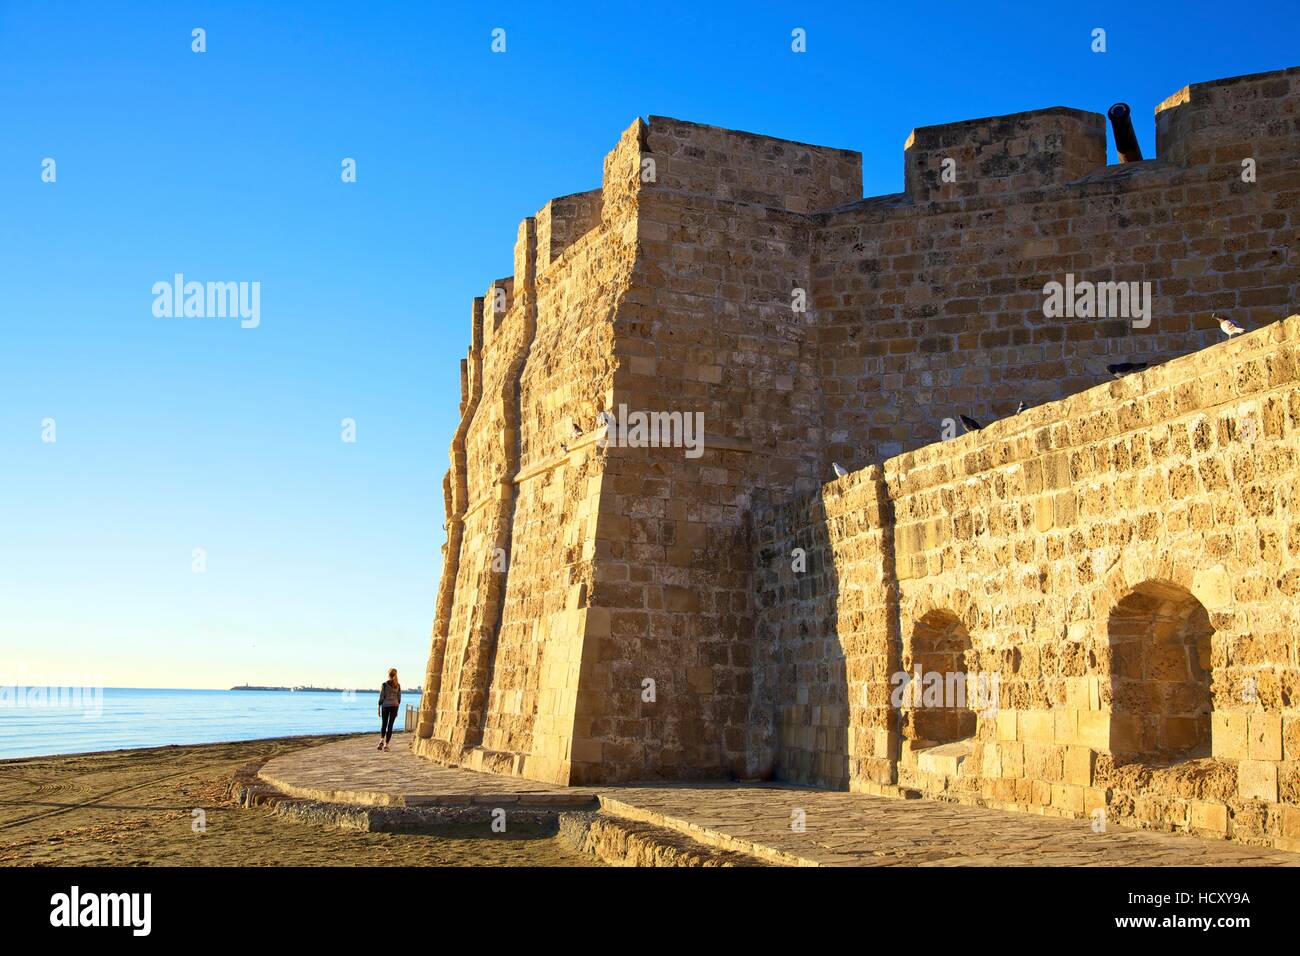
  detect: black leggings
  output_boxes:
[380,706,398,742]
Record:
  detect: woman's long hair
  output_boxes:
[387,667,400,691]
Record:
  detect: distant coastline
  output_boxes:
[230,685,421,694]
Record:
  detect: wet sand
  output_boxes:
[0,734,599,867]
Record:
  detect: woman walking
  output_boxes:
[377,668,401,751]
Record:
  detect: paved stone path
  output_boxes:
[259,735,1298,866]
[259,734,598,807]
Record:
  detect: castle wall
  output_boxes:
[414,134,640,783]
[417,66,1300,816]
[473,203,632,783]
[753,315,1300,849]
[425,271,525,754]
[566,117,862,783]
[815,67,1299,471]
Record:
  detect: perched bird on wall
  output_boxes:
[1216,314,1246,337]
[832,462,849,478]
[960,414,982,432]
[1016,401,1027,413]
[1107,361,1149,378]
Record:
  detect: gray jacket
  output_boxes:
[378,681,401,708]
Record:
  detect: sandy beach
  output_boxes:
[0,734,598,867]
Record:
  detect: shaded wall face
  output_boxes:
[754,315,1300,849]
[750,475,897,788]
[1108,583,1214,761]
[904,612,977,746]
[750,495,841,786]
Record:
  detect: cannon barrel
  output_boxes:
[1107,102,1143,163]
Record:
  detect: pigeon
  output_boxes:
[832,462,849,478]
[1216,314,1245,337]
[959,414,982,432]
[1016,401,1027,414]
[1107,361,1148,378]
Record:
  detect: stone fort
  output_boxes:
[413,66,1300,850]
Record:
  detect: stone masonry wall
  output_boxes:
[816,67,1299,471]
[567,117,862,783]
[414,136,640,783]
[417,66,1299,812]
[753,315,1300,850]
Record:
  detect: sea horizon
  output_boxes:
[0,684,425,693]
[0,686,420,761]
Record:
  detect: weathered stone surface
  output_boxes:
[751,310,1300,849]
[260,737,1300,866]
[414,65,1300,851]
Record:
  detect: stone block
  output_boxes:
[1054,709,1078,745]
[687,667,714,694]
[1247,712,1282,761]
[1190,801,1229,836]
[1064,746,1095,786]
[1237,760,1278,802]
[997,709,1017,741]
[1213,712,1249,760]
[1019,710,1053,743]
[1051,783,1085,814]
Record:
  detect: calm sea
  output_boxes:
[0,687,420,760]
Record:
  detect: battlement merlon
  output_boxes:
[469,295,484,354]
[513,216,537,289]
[535,191,601,273]
[456,63,1299,348]
[482,276,515,350]
[1156,65,1300,167]
[457,297,483,454]
[904,107,1107,201]
[635,115,862,214]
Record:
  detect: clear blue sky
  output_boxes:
[1,1,1295,690]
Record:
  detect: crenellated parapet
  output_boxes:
[643,115,862,213]
[903,107,1106,201]
[535,191,602,274]
[1157,66,1300,167]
